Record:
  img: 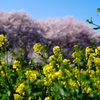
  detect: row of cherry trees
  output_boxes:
[0,9,100,65]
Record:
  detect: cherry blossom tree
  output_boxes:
[0,10,100,66]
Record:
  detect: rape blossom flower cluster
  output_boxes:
[14,83,25,100]
[0,34,9,47]
[25,70,39,81]
[1,34,100,99]
[33,43,100,95]
[13,60,21,71]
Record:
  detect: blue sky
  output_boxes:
[0,0,100,32]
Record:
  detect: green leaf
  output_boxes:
[10,56,13,59]
[98,37,100,39]
[11,72,19,85]
[69,64,75,68]
[78,61,84,66]
[39,97,42,100]
[89,17,93,24]
[90,39,96,44]
[54,92,60,99]
[75,89,79,96]
[0,53,3,57]
[59,88,64,95]
[29,58,35,65]
[7,91,11,97]
[86,19,89,22]
[10,50,14,55]
[93,27,100,30]
[78,45,82,51]
[68,48,75,52]
[97,7,100,12]
[15,48,24,54]
[55,83,64,96]
[32,92,42,97]
[27,89,31,95]
[89,93,94,97]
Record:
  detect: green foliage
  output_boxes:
[86,7,100,30]
[97,7,100,13]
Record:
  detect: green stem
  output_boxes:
[2,67,14,100]
[77,63,82,96]
[78,63,80,81]
[6,50,8,65]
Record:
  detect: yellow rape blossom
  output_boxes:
[64,69,71,77]
[13,60,21,71]
[55,69,63,78]
[83,87,92,93]
[15,83,25,94]
[95,46,100,55]
[63,59,70,65]
[33,43,41,52]
[77,80,81,87]
[74,45,79,48]
[0,70,4,75]
[33,43,45,54]
[44,97,51,100]
[89,53,96,61]
[49,61,56,66]
[56,53,63,62]
[49,55,56,62]
[53,46,61,55]
[14,83,25,100]
[85,46,94,60]
[94,57,100,66]
[80,69,87,75]
[28,97,32,100]
[13,94,23,100]
[0,60,5,76]
[62,81,66,85]
[68,79,76,87]
[43,64,54,75]
[87,59,92,67]
[43,78,48,85]
[72,51,81,59]
[0,60,5,70]
[72,52,76,58]
[56,64,59,68]
[0,34,9,47]
[25,70,38,81]
[63,94,67,99]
